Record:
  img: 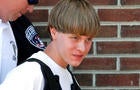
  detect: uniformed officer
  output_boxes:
[0,0,45,83]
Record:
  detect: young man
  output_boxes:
[0,0,100,90]
[0,0,45,83]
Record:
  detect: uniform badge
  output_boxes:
[25,25,45,50]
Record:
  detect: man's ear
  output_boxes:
[50,27,57,40]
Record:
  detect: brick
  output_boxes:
[97,42,140,54]
[121,58,140,70]
[121,0,140,5]
[96,74,139,86]
[121,25,140,37]
[98,9,140,21]
[88,43,94,54]
[26,10,49,22]
[38,0,59,6]
[35,26,50,38]
[74,74,93,86]
[38,0,117,6]
[88,0,117,5]
[74,58,116,70]
[96,26,117,37]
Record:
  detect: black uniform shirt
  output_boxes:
[10,15,45,65]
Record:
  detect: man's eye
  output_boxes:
[73,37,78,39]
[71,36,79,40]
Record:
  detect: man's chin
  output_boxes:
[9,15,20,22]
[9,18,16,22]
[2,18,13,22]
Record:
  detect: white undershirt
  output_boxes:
[30,51,73,90]
[0,19,17,84]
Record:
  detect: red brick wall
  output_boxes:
[26,0,140,89]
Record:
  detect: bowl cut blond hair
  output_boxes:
[48,0,100,37]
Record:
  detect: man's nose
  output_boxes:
[77,41,86,52]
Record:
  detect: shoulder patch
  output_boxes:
[25,25,45,50]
